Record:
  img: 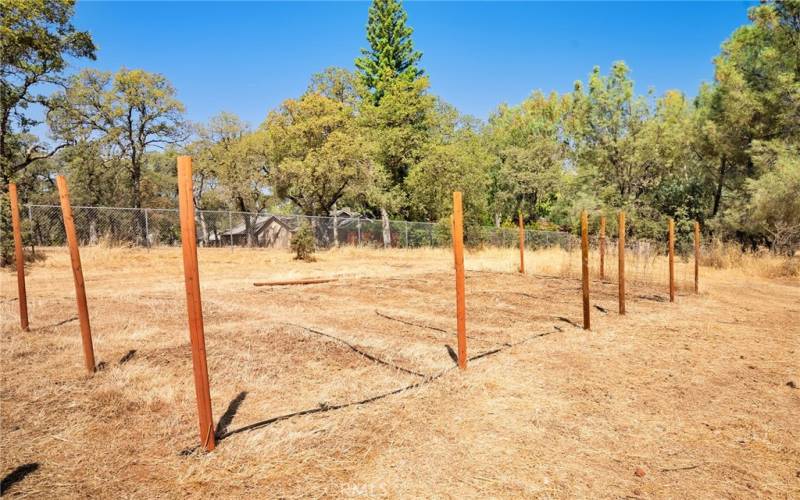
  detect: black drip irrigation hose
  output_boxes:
[283,322,428,378]
[211,325,561,445]
[374,310,495,345]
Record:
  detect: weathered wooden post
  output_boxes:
[694,221,700,294]
[56,175,96,374]
[599,215,606,280]
[452,192,467,369]
[177,156,216,451]
[618,212,626,315]
[668,218,675,303]
[8,183,29,331]
[518,211,525,274]
[581,210,590,330]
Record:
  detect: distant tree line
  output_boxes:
[2,0,798,264]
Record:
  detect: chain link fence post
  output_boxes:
[228,210,233,251]
[357,217,362,246]
[144,208,150,249]
[26,205,35,257]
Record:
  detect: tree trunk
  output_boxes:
[243,215,253,247]
[712,156,727,217]
[0,176,12,266]
[131,158,148,244]
[381,207,391,248]
[236,196,254,247]
[88,215,98,245]
[197,209,209,247]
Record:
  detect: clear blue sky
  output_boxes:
[70,1,757,128]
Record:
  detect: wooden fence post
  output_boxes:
[581,210,590,330]
[694,221,700,294]
[599,215,606,280]
[668,218,675,303]
[518,211,525,274]
[8,183,29,331]
[56,175,96,374]
[618,212,626,315]
[452,192,467,369]
[177,156,216,451]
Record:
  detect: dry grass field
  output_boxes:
[1,246,798,498]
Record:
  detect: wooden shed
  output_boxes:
[215,215,299,248]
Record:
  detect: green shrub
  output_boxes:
[291,222,316,261]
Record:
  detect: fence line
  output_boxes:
[20,204,572,251]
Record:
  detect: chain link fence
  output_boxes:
[22,204,572,251]
[19,204,701,291]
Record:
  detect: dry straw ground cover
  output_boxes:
[1,246,798,497]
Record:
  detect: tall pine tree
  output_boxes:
[355,0,423,104]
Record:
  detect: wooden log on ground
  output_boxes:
[253,278,339,287]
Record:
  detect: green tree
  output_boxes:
[190,112,271,245]
[50,68,187,210]
[484,91,568,226]
[570,63,659,204]
[406,128,491,228]
[746,142,800,254]
[307,67,363,107]
[262,93,381,216]
[696,0,799,244]
[360,77,434,187]
[355,0,423,104]
[0,0,95,264]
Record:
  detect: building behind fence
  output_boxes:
[22,204,573,251]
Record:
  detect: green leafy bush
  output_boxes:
[291,222,316,262]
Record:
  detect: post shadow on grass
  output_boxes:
[445,345,458,365]
[215,391,248,437]
[557,317,582,329]
[1,463,39,495]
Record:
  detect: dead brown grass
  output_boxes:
[702,239,800,279]
[1,246,798,498]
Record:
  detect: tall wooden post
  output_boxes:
[618,212,626,315]
[518,211,525,274]
[56,176,95,374]
[599,215,606,280]
[8,183,29,331]
[694,221,700,294]
[452,192,467,369]
[581,210,590,330]
[668,218,676,303]
[177,156,216,451]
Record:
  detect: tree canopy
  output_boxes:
[4,0,799,258]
